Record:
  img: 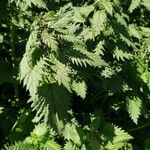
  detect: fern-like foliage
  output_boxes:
[19,3,109,126]
[63,123,81,145]
[106,126,133,150]
[5,142,36,150]
[11,0,47,9]
[127,96,142,124]
[142,0,150,10]
[44,140,61,150]
[129,0,150,12]
[129,0,141,12]
[72,80,87,99]
[31,83,71,123]
[5,123,61,150]
[16,0,150,149]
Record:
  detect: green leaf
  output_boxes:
[101,0,113,15]
[101,123,115,141]
[23,0,47,9]
[129,24,141,39]
[44,140,61,150]
[32,123,49,137]
[94,41,105,55]
[64,142,79,150]
[107,126,133,150]
[127,96,142,124]
[68,48,93,67]
[41,30,58,51]
[31,83,71,123]
[5,142,36,150]
[88,139,101,150]
[72,44,107,68]
[64,142,85,150]
[113,47,132,61]
[91,10,107,36]
[142,0,150,10]
[72,80,87,99]
[73,5,94,23]
[19,55,42,97]
[54,61,71,91]
[129,0,141,12]
[63,123,81,145]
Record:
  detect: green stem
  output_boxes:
[8,0,20,100]
[127,122,150,132]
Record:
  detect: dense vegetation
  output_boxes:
[0,0,150,149]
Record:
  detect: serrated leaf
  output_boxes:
[91,10,107,36]
[64,142,84,150]
[88,139,101,150]
[19,55,42,97]
[72,80,87,99]
[81,27,95,41]
[32,123,49,137]
[73,5,94,23]
[107,126,133,150]
[41,30,58,51]
[44,140,61,150]
[127,96,142,124]
[142,0,150,10]
[94,41,105,55]
[73,44,107,68]
[64,142,76,150]
[63,123,81,145]
[129,24,141,39]
[31,83,71,123]
[54,61,71,91]
[101,123,115,141]
[102,0,113,15]
[68,47,93,67]
[5,142,36,150]
[113,47,132,61]
[129,0,141,12]
[23,0,47,9]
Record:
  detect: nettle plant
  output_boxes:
[1,0,150,149]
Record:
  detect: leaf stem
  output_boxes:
[127,122,150,132]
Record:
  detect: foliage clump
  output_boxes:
[0,0,150,149]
